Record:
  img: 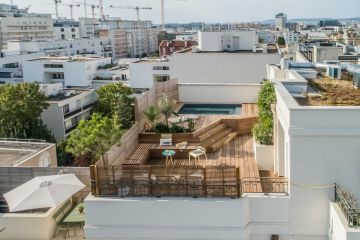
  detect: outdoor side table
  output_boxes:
[162,149,176,166]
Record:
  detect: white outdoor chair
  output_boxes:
[189,147,207,166]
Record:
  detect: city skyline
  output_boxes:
[1,0,359,24]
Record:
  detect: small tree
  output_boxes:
[277,36,286,45]
[116,94,135,129]
[252,81,276,145]
[157,95,176,127]
[93,83,132,118]
[66,113,122,165]
[143,105,159,130]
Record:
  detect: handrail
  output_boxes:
[335,184,360,227]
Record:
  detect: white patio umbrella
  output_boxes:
[3,174,85,212]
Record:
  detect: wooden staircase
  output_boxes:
[193,121,239,153]
[192,116,258,153]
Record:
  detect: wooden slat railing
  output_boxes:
[90,165,288,198]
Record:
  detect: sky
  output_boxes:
[2,0,359,24]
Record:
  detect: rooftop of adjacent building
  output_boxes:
[0,139,53,167]
[30,56,107,63]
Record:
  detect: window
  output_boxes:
[61,28,64,32]
[61,34,65,40]
[155,75,170,82]
[72,34,75,38]
[71,28,75,32]
[153,66,169,71]
[63,104,70,114]
[44,64,63,68]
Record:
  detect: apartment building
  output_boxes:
[126,28,159,58]
[0,4,53,49]
[275,12,287,31]
[282,30,299,44]
[129,59,170,89]
[53,19,80,40]
[0,51,44,84]
[79,18,100,38]
[22,56,112,88]
[40,83,97,140]
[99,18,152,30]
[7,38,112,58]
[198,30,258,52]
[108,29,128,59]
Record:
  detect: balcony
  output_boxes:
[335,184,360,227]
[64,108,82,119]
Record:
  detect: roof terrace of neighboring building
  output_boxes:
[0,139,55,167]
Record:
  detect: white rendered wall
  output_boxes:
[170,53,281,84]
[129,61,169,89]
[178,83,260,104]
[198,31,258,52]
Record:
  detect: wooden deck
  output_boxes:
[148,134,260,179]
[194,103,258,130]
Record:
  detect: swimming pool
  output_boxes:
[178,104,241,115]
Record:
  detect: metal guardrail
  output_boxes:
[90,165,288,198]
[335,184,360,227]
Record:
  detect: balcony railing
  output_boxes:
[64,108,82,119]
[335,184,360,227]
[90,165,288,198]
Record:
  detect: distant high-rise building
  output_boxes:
[275,13,287,31]
[0,3,54,49]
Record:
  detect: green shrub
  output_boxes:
[170,124,186,133]
[154,123,170,133]
[252,81,276,145]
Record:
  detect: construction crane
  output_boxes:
[48,3,80,19]
[99,0,104,19]
[145,0,187,29]
[53,0,61,19]
[75,2,99,19]
[109,5,152,21]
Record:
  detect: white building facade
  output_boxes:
[22,56,112,88]
[53,19,80,40]
[198,30,258,52]
[40,83,97,140]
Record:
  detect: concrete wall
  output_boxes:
[313,46,343,63]
[129,61,169,89]
[170,52,281,85]
[0,199,71,240]
[85,194,330,240]
[178,83,260,104]
[329,202,360,240]
[198,31,257,52]
[15,144,57,167]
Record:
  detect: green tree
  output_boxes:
[65,113,122,165]
[56,140,74,166]
[143,105,160,130]
[157,95,176,127]
[115,94,135,129]
[93,83,132,118]
[0,83,54,141]
[277,36,286,45]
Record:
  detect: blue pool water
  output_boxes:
[178,104,242,115]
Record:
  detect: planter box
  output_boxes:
[253,139,274,171]
[139,133,195,144]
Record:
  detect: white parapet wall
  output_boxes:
[178,83,260,104]
[329,202,360,240]
[84,194,332,240]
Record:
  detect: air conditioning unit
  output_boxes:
[327,66,342,79]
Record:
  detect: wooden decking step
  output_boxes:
[200,128,233,151]
[197,124,227,142]
[193,120,221,138]
[207,132,238,152]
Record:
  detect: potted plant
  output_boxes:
[157,94,176,128]
[78,206,84,214]
[143,105,159,131]
[252,81,276,170]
